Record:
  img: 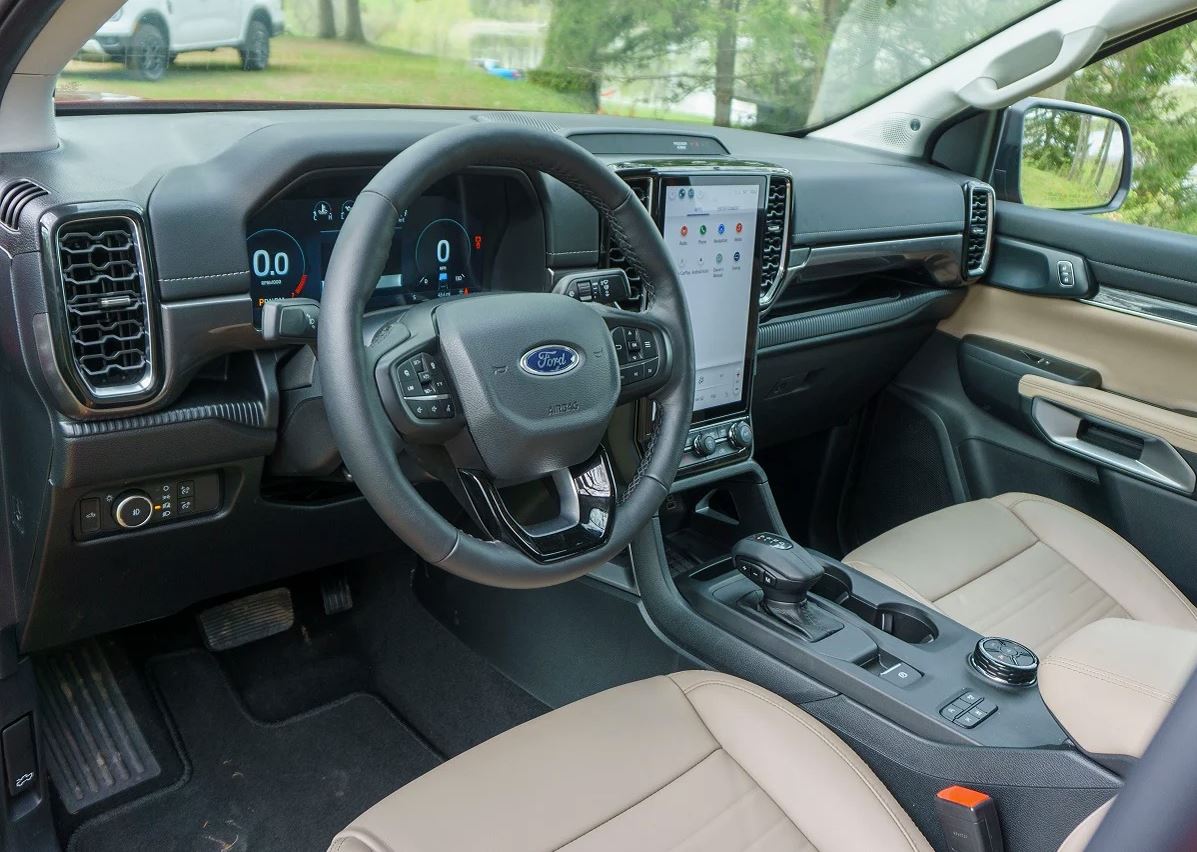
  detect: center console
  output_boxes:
[603,162,791,477]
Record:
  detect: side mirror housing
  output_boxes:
[991,97,1133,214]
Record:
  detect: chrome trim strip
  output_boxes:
[795,234,963,286]
[1032,397,1196,494]
[1083,286,1197,332]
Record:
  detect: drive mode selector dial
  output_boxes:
[114,491,154,529]
[970,637,1039,686]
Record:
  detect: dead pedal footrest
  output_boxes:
[36,640,161,813]
[198,587,294,651]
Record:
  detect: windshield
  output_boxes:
[56,0,1055,133]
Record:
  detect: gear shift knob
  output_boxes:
[731,532,825,604]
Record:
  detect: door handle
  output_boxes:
[1031,398,1196,493]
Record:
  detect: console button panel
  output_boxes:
[680,418,753,469]
[940,689,998,728]
[75,472,221,538]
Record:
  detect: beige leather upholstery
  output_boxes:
[843,493,1197,655]
[1040,618,1197,759]
[1058,800,1114,852]
[329,670,932,852]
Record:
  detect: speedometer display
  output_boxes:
[246,172,505,328]
[248,228,310,311]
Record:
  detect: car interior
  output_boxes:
[2,0,1197,850]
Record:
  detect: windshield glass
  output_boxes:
[56,0,1055,133]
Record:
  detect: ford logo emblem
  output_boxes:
[520,344,580,376]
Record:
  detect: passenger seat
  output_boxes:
[842,493,1197,654]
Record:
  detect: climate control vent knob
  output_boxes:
[692,434,718,458]
[728,421,753,450]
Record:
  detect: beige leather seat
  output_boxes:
[843,492,1197,655]
[330,669,1108,851]
[331,670,934,852]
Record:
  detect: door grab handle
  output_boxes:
[1031,398,1196,493]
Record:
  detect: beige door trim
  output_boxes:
[939,286,1197,413]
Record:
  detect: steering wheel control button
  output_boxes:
[114,492,154,529]
[555,269,631,304]
[971,637,1038,686]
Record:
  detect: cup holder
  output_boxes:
[811,565,938,644]
[872,603,938,644]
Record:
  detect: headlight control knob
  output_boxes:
[114,491,153,529]
[727,420,753,450]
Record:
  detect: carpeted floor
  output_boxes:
[68,650,441,852]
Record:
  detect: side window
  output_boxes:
[1030,20,1197,235]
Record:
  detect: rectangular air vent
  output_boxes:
[606,175,653,309]
[759,175,791,305]
[54,215,156,402]
[0,179,48,232]
[964,182,994,278]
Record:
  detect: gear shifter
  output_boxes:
[732,533,843,641]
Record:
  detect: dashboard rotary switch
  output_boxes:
[970,637,1039,686]
[727,420,753,450]
[113,491,154,529]
[692,434,718,458]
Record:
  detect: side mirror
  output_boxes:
[991,98,1133,214]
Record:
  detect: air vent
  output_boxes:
[759,175,791,305]
[606,175,653,309]
[0,179,48,232]
[54,215,156,402]
[964,182,994,278]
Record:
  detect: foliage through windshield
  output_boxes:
[57,0,1053,133]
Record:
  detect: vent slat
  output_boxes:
[0,180,48,232]
[760,176,790,300]
[56,217,153,397]
[964,183,994,278]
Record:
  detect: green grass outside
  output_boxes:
[57,34,592,112]
[1020,163,1116,210]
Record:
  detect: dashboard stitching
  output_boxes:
[161,270,249,282]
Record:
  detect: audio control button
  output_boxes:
[114,492,153,529]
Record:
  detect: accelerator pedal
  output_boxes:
[36,640,161,813]
[198,587,294,651]
[321,570,354,616]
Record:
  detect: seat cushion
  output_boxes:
[328,670,931,852]
[844,493,1197,655]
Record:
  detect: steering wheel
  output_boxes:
[319,124,694,588]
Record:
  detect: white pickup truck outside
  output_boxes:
[78,0,285,81]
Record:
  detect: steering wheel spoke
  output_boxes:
[593,304,674,403]
[457,449,616,562]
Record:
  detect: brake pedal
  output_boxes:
[198,587,294,651]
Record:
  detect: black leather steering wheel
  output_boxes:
[319,124,694,587]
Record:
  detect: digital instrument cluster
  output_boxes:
[247,172,510,327]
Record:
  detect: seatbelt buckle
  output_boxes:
[935,785,1005,852]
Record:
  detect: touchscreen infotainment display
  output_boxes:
[662,181,761,416]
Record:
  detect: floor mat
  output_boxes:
[68,651,441,852]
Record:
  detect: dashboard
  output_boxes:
[247,170,525,327]
[0,109,977,649]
